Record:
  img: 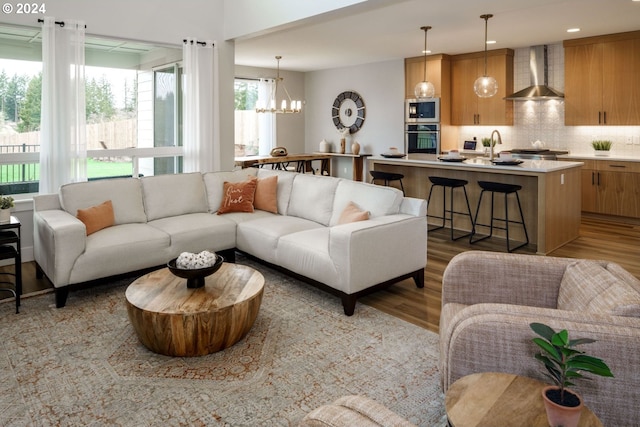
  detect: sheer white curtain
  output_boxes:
[182,39,220,173]
[257,78,276,156]
[39,17,87,194]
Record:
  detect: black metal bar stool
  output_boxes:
[470,180,529,252]
[0,218,22,314]
[426,176,474,240]
[369,170,405,195]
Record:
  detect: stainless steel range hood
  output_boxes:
[505,45,564,100]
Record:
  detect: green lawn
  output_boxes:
[1,158,133,182]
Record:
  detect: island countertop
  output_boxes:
[368,155,583,255]
[369,155,584,174]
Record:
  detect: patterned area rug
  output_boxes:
[0,259,446,426]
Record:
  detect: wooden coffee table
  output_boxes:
[125,263,264,357]
[445,372,602,427]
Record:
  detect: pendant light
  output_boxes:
[414,26,435,99]
[473,14,498,98]
[256,56,302,114]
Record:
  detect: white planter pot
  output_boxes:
[0,208,10,223]
[594,150,610,157]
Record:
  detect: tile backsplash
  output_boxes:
[460,44,640,157]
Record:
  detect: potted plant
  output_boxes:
[530,322,613,427]
[591,140,612,156]
[0,195,14,223]
[481,137,494,155]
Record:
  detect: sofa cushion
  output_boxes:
[254,175,278,213]
[287,174,340,226]
[337,201,369,225]
[141,173,208,221]
[217,177,258,214]
[147,212,237,255]
[59,178,146,225]
[329,180,403,226]
[558,260,640,317]
[76,200,115,235]
[203,169,259,212]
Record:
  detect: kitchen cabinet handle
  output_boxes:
[608,164,626,168]
[597,172,601,186]
[603,111,607,124]
[598,111,602,124]
[592,171,595,185]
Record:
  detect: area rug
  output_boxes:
[0,259,446,426]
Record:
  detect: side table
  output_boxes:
[0,215,22,313]
[445,372,602,427]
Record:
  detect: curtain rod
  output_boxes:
[37,18,86,29]
[183,39,214,47]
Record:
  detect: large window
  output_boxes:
[0,25,184,196]
[234,79,259,156]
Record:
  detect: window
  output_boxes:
[0,24,184,196]
[234,78,259,156]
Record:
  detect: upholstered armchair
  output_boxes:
[439,250,640,427]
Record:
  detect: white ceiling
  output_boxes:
[234,0,640,72]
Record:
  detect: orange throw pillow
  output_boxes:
[254,175,278,213]
[337,201,370,225]
[77,200,115,235]
[217,177,258,214]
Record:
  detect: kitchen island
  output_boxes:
[369,155,584,254]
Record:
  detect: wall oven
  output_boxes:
[405,123,440,154]
[405,98,440,123]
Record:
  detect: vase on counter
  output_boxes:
[351,141,361,155]
[319,139,331,153]
[339,138,346,154]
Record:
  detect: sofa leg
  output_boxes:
[35,262,44,279]
[55,288,69,308]
[413,269,425,289]
[341,295,357,316]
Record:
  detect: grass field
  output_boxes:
[1,158,133,182]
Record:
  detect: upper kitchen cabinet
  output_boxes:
[450,49,514,126]
[405,54,452,126]
[564,31,640,125]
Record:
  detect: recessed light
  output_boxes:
[422,50,432,54]
[486,40,497,45]
[567,28,581,33]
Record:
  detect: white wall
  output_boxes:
[304,59,405,177]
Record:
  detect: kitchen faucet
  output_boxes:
[489,129,503,161]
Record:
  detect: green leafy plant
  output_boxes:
[591,140,612,151]
[0,195,15,210]
[481,137,495,147]
[530,322,613,405]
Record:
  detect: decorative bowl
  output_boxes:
[167,254,224,288]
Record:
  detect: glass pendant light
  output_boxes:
[474,14,498,98]
[414,26,435,99]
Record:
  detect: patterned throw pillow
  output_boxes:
[76,200,115,235]
[217,178,258,214]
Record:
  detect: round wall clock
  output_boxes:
[331,91,365,133]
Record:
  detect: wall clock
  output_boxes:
[331,91,366,133]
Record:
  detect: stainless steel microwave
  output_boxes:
[405,98,440,123]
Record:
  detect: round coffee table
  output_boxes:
[445,372,602,427]
[125,263,264,357]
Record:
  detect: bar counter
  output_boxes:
[368,155,584,254]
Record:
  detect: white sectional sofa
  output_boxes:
[33,168,428,314]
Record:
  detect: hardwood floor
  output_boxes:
[360,214,640,333]
[3,215,639,334]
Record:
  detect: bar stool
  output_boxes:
[369,171,405,195]
[426,176,474,240]
[470,181,529,252]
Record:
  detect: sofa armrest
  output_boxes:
[440,302,640,426]
[329,215,427,293]
[33,209,87,287]
[400,197,427,217]
[33,193,61,212]
[442,251,577,309]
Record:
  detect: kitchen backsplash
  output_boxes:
[460,44,640,157]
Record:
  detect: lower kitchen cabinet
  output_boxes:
[578,159,640,218]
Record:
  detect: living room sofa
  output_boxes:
[33,168,428,314]
[439,250,640,426]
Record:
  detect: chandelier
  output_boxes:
[256,56,302,114]
[414,26,435,99]
[473,14,498,98]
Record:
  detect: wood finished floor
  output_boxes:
[3,215,639,334]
